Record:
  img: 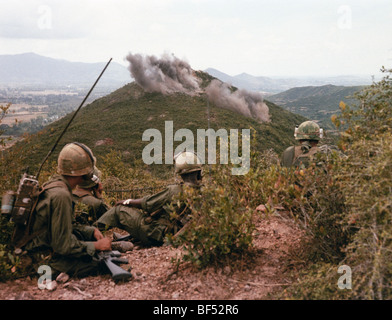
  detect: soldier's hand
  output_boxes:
[94,182,104,199]
[115,199,133,206]
[123,199,133,205]
[93,228,104,240]
[94,237,112,251]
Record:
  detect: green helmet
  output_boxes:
[174,151,202,175]
[57,142,96,176]
[77,166,101,189]
[294,121,323,141]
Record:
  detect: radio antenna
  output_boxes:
[35,58,112,180]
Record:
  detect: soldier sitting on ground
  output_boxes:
[24,142,112,278]
[72,166,109,224]
[95,151,203,247]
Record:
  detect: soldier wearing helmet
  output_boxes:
[25,142,112,278]
[281,121,324,168]
[72,166,109,223]
[95,151,203,247]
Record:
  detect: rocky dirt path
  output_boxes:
[0,214,304,300]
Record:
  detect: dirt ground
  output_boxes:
[0,213,304,301]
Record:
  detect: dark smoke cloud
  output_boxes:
[126,52,270,122]
[126,53,200,95]
[205,80,270,123]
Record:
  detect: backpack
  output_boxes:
[292,145,320,169]
[6,173,67,251]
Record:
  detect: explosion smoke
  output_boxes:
[126,53,200,95]
[126,52,270,123]
[205,80,270,123]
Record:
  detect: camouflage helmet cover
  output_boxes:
[174,151,202,175]
[57,142,96,176]
[295,121,323,141]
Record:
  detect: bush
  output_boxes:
[168,162,256,269]
[286,67,392,299]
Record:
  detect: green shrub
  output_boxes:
[168,162,256,269]
[288,67,392,299]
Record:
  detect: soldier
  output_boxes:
[72,166,109,223]
[25,142,112,278]
[95,151,203,247]
[281,120,324,169]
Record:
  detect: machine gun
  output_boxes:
[97,250,132,282]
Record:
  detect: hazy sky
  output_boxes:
[0,0,391,77]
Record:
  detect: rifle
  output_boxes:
[97,250,133,282]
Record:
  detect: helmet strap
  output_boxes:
[72,142,95,168]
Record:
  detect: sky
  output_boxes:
[0,0,391,77]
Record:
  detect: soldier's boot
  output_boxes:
[112,241,134,253]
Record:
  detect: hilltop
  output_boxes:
[14,71,306,177]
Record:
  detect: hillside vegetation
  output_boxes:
[5,71,305,179]
[1,68,391,300]
[268,84,364,129]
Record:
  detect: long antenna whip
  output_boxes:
[35,58,112,180]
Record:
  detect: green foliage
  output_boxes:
[9,75,306,179]
[280,263,352,300]
[0,244,18,282]
[269,85,364,130]
[330,68,392,299]
[0,103,12,146]
[168,163,256,269]
[0,217,21,281]
[288,67,392,299]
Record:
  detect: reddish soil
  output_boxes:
[0,214,304,300]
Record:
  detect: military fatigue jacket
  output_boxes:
[72,187,109,222]
[140,184,183,215]
[281,142,320,168]
[25,175,96,258]
[96,182,201,246]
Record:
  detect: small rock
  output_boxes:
[172,292,180,299]
[56,272,70,284]
[14,292,35,300]
[44,280,58,291]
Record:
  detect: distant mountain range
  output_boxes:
[0,53,374,94]
[0,52,131,88]
[205,68,374,94]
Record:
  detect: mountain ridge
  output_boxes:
[205,67,373,94]
[0,52,130,88]
[268,84,364,129]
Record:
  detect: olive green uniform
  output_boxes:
[72,188,109,222]
[96,183,196,246]
[25,175,103,277]
[281,141,320,168]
